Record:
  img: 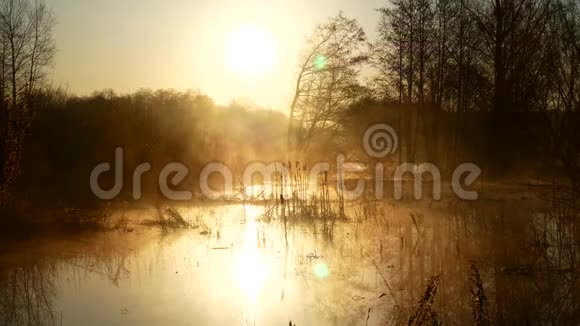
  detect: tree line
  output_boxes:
[289,0,580,189]
[15,89,288,209]
[1,0,580,212]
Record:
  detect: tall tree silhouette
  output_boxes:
[288,12,367,152]
[0,0,55,203]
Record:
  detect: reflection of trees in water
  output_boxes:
[383,201,580,324]
[0,262,57,326]
[60,232,137,288]
[0,232,135,326]
[64,255,129,288]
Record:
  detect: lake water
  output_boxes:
[0,193,578,325]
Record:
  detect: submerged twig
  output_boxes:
[365,252,398,306]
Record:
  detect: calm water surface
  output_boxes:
[1,196,578,325]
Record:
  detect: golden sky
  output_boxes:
[48,0,383,110]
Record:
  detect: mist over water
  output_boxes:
[1,189,578,325]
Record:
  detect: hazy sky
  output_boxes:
[47,0,384,109]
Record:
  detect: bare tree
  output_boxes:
[0,0,55,203]
[376,0,435,162]
[25,0,55,99]
[547,0,580,193]
[288,12,367,152]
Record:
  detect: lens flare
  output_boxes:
[313,262,330,279]
[314,54,327,71]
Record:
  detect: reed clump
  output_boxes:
[407,275,442,326]
[469,262,490,326]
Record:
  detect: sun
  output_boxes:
[225,25,276,77]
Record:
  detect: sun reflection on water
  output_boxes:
[234,205,270,303]
[235,250,269,303]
